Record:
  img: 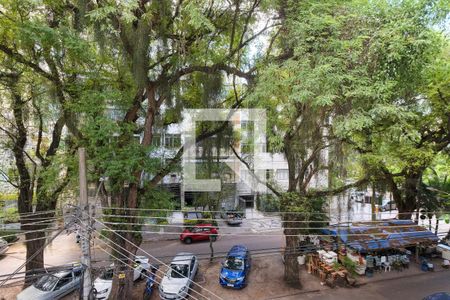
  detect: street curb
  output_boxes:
[264,289,323,299]
[354,268,449,287]
[264,269,450,299]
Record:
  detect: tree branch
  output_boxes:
[32,97,45,164]
[45,116,65,161]
[165,63,255,86]
[229,143,282,197]
[0,169,19,188]
[0,44,56,82]
[305,176,369,198]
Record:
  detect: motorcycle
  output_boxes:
[143,265,159,300]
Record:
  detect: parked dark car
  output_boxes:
[219,245,251,289]
[180,224,218,244]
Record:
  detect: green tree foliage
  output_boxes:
[0,0,448,292]
[0,0,270,291]
[336,10,450,219]
[248,0,449,283]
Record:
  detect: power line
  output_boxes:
[0,226,67,288]
[99,220,442,231]
[0,227,61,239]
[82,214,225,300]
[0,210,60,218]
[91,235,208,300]
[79,223,213,300]
[98,206,449,215]
[96,213,366,222]
[78,218,209,299]
[89,225,219,300]
[98,227,448,238]
[98,213,442,223]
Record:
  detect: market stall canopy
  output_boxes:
[321,220,438,252]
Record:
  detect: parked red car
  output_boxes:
[180,224,218,244]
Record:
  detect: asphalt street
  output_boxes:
[0,231,285,275]
[140,233,285,263]
[281,270,450,300]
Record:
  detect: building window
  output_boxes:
[276,169,289,180]
[152,134,161,147]
[164,134,181,148]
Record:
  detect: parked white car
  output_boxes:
[380,200,397,211]
[0,238,8,256]
[159,253,198,300]
[93,256,151,300]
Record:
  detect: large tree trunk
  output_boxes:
[9,76,67,280]
[110,84,158,299]
[282,135,302,285]
[397,172,421,220]
[283,213,300,286]
[11,80,43,276]
[109,182,142,299]
[435,218,439,236]
[109,91,156,299]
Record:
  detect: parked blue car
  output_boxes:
[423,292,450,300]
[219,245,251,289]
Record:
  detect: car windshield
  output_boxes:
[33,274,59,291]
[224,256,244,270]
[169,264,189,278]
[99,269,114,280]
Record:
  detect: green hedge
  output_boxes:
[183,217,218,227]
[0,230,18,243]
[0,207,19,223]
[0,194,18,201]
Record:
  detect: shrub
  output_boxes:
[341,256,357,276]
[0,194,18,201]
[258,194,280,212]
[183,219,199,227]
[0,207,19,224]
[157,218,169,225]
[0,230,18,243]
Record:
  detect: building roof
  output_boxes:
[322,220,438,252]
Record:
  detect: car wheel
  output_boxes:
[184,237,192,244]
[140,270,147,280]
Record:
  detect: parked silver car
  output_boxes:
[222,211,243,225]
[159,253,198,300]
[16,264,84,300]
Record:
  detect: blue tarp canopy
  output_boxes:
[322,220,438,252]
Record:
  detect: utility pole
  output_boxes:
[79,148,92,300]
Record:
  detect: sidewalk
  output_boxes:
[357,257,449,286]
[3,252,449,300]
